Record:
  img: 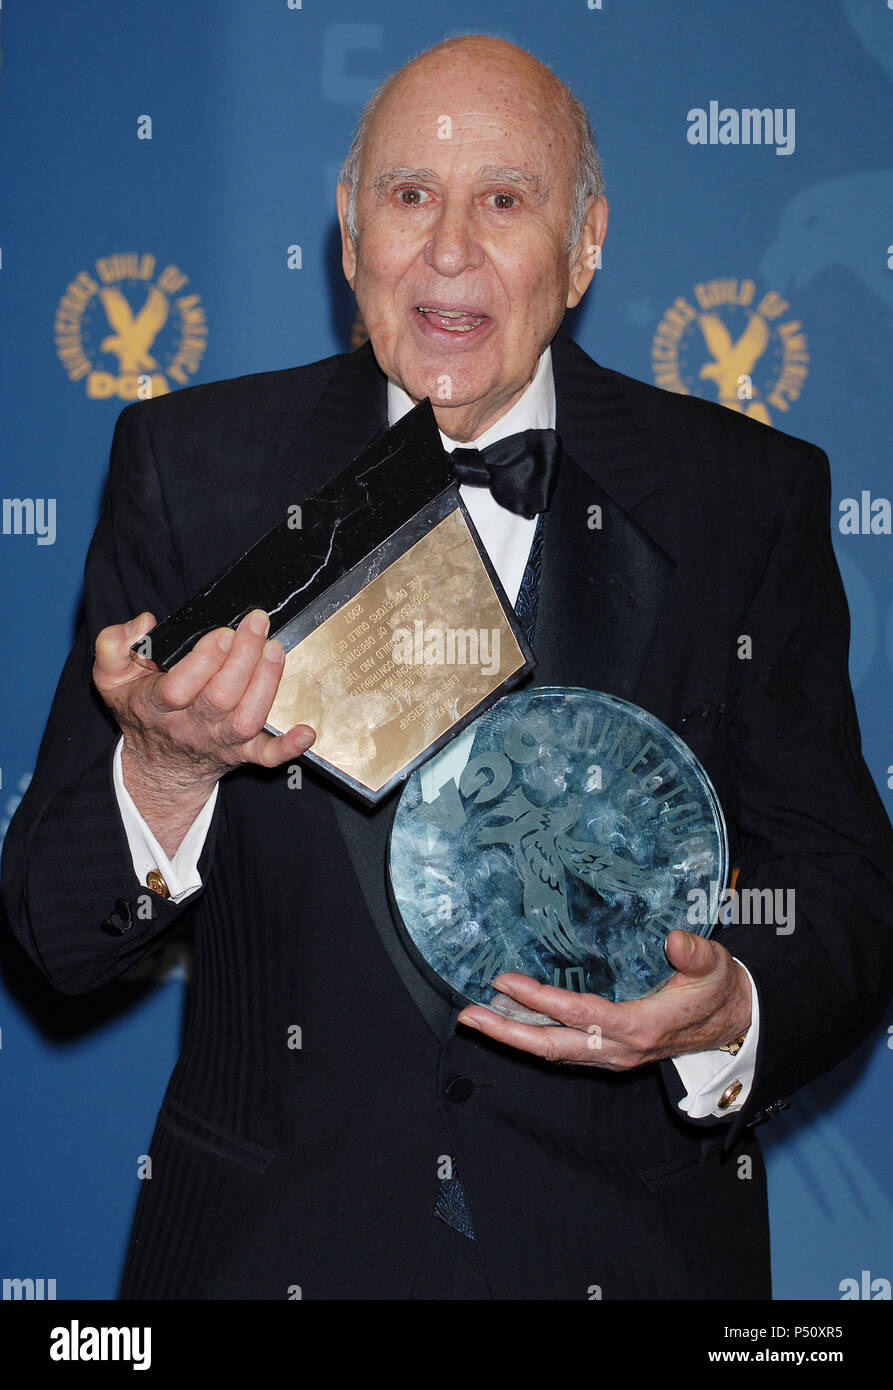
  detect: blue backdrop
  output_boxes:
[1,0,891,1300]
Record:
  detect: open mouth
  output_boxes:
[415,306,489,333]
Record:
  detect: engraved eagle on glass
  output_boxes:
[388,688,727,1024]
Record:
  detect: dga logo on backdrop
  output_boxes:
[651,278,809,426]
[54,253,207,400]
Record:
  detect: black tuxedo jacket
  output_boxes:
[4,334,893,1300]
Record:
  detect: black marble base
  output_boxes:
[140,400,452,669]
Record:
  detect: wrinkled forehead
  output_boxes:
[363,56,576,190]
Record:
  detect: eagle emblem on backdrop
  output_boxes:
[54,253,207,401]
[651,277,810,426]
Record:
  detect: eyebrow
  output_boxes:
[476,165,550,198]
[371,167,438,194]
[371,165,551,199]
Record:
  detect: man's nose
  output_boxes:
[423,204,485,275]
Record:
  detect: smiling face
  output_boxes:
[337,39,608,441]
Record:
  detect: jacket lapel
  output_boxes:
[535,334,676,701]
[277,341,389,493]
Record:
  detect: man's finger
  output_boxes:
[225,637,289,743]
[190,610,272,724]
[456,1004,627,1067]
[148,627,238,714]
[664,929,723,979]
[249,720,317,770]
[93,612,156,683]
[489,972,626,1032]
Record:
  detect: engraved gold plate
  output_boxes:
[267,508,527,796]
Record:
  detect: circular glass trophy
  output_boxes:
[388,687,727,1024]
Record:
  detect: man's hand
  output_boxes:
[456,930,752,1069]
[93,609,315,854]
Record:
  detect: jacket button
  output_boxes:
[445,1076,474,1103]
[100,898,133,935]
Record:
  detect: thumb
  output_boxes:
[664,929,716,977]
[93,612,156,687]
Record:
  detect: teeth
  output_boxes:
[417,307,485,330]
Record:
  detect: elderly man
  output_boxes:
[4,36,892,1301]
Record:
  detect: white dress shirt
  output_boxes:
[113,344,758,1118]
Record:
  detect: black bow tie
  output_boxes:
[450,428,562,519]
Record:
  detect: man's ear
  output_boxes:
[336,181,357,289]
[566,195,609,308]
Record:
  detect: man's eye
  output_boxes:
[489,192,517,210]
[399,188,427,206]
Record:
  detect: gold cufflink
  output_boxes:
[146,869,170,899]
[719,1031,749,1055]
[717,1080,743,1111]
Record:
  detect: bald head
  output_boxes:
[340,35,603,251]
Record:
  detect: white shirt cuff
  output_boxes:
[112,736,218,903]
[671,961,760,1118]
